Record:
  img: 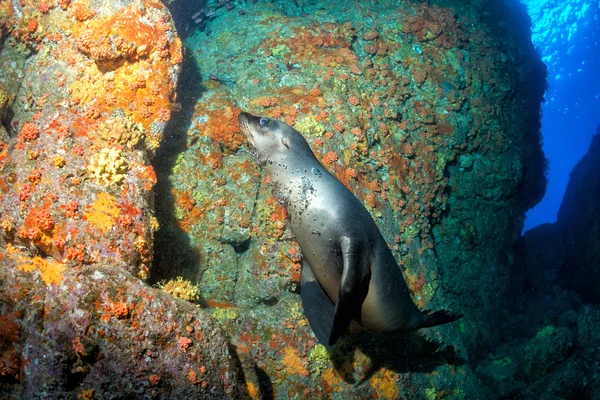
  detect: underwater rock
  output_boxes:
[0,250,244,398]
[488,129,600,399]
[517,325,574,383]
[577,305,600,357]
[515,309,600,400]
[0,0,248,396]
[484,288,599,398]
[513,306,600,399]
[513,222,565,292]
[154,0,546,397]
[508,286,580,340]
[475,340,527,398]
[520,355,592,400]
[556,128,600,303]
[0,0,182,278]
[511,127,600,303]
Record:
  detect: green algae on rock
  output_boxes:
[152,0,547,398]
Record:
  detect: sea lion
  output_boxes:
[238,112,461,347]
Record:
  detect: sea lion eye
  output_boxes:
[259,118,269,126]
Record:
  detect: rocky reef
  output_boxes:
[154,0,547,397]
[0,0,565,398]
[477,128,600,399]
[0,0,243,397]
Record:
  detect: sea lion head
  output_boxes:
[238,112,313,167]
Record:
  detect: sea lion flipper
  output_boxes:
[328,236,371,346]
[300,260,336,348]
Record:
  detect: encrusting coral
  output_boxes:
[97,114,145,148]
[87,147,129,185]
[158,276,201,302]
[0,84,9,115]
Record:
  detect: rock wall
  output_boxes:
[0,0,245,397]
[513,127,600,303]
[0,0,549,397]
[153,0,547,397]
[556,128,600,303]
[483,127,600,399]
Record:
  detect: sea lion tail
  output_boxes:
[420,310,463,328]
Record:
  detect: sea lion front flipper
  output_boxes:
[329,236,371,346]
[300,259,336,348]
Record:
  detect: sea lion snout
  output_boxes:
[238,111,251,125]
[238,112,252,135]
[238,112,264,133]
[238,112,260,149]
[238,111,294,160]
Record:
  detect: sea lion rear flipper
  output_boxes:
[420,309,463,328]
[300,259,336,348]
[329,236,371,346]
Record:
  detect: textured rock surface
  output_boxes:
[517,325,574,383]
[556,128,600,303]
[0,0,246,397]
[153,0,546,397]
[0,0,570,397]
[0,249,244,398]
[487,127,600,399]
[0,0,183,277]
[513,222,565,292]
[511,129,600,303]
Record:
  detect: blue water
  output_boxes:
[522,0,600,232]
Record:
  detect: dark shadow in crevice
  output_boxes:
[224,342,253,400]
[147,16,270,398]
[150,47,206,285]
[165,0,208,39]
[254,364,275,400]
[1,106,14,137]
[223,338,274,400]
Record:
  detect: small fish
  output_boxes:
[208,74,236,85]
[168,103,182,112]
[205,299,237,309]
[191,10,203,19]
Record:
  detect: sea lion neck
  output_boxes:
[263,150,321,179]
